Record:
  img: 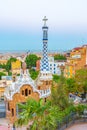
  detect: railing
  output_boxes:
[57,112,87,130]
[39,88,51,98]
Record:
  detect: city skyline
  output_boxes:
[0,0,87,50]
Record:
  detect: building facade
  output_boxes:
[48,57,65,75]
[64,45,87,78]
[11,60,21,75]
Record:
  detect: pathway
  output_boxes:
[0,118,26,130]
[66,123,87,130]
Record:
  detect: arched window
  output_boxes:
[22,90,24,95]
[25,89,28,96]
[29,90,31,95]
[12,108,14,117]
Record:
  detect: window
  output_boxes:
[25,89,28,96]
[22,90,24,95]
[12,108,14,117]
[29,90,31,95]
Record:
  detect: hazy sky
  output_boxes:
[0,0,87,51]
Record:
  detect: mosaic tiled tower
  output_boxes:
[41,16,49,72]
[41,16,52,75]
[39,16,52,94]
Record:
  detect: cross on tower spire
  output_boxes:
[43,16,48,26]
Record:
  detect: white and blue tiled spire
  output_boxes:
[39,16,52,81]
[41,16,49,72]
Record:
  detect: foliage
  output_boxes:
[54,54,66,61]
[0,72,6,80]
[0,64,6,69]
[5,57,17,72]
[53,74,60,83]
[75,104,87,115]
[75,68,87,97]
[29,69,39,80]
[15,98,58,130]
[8,71,12,76]
[51,82,70,110]
[17,73,20,76]
[25,54,39,69]
[66,78,76,93]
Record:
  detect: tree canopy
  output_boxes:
[0,72,6,80]
[29,69,39,80]
[75,68,87,97]
[66,78,76,93]
[54,54,66,61]
[5,57,17,72]
[25,54,39,69]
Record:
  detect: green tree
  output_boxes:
[5,57,17,72]
[51,84,70,110]
[16,98,57,130]
[75,68,87,97]
[53,74,60,83]
[0,72,6,80]
[29,69,39,80]
[25,54,39,69]
[66,78,76,93]
[51,75,70,110]
[8,71,12,76]
[54,54,66,61]
[0,64,6,69]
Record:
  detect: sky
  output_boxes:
[0,0,87,51]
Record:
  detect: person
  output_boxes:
[12,124,16,130]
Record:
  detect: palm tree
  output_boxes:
[15,98,38,127]
[15,98,57,130]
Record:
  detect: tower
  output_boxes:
[41,16,49,72]
[37,16,52,100]
[40,16,52,80]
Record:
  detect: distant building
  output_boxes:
[64,45,87,78]
[48,57,65,75]
[64,64,75,78]
[0,76,12,98]
[11,60,21,74]
[0,59,7,65]
[0,81,7,98]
